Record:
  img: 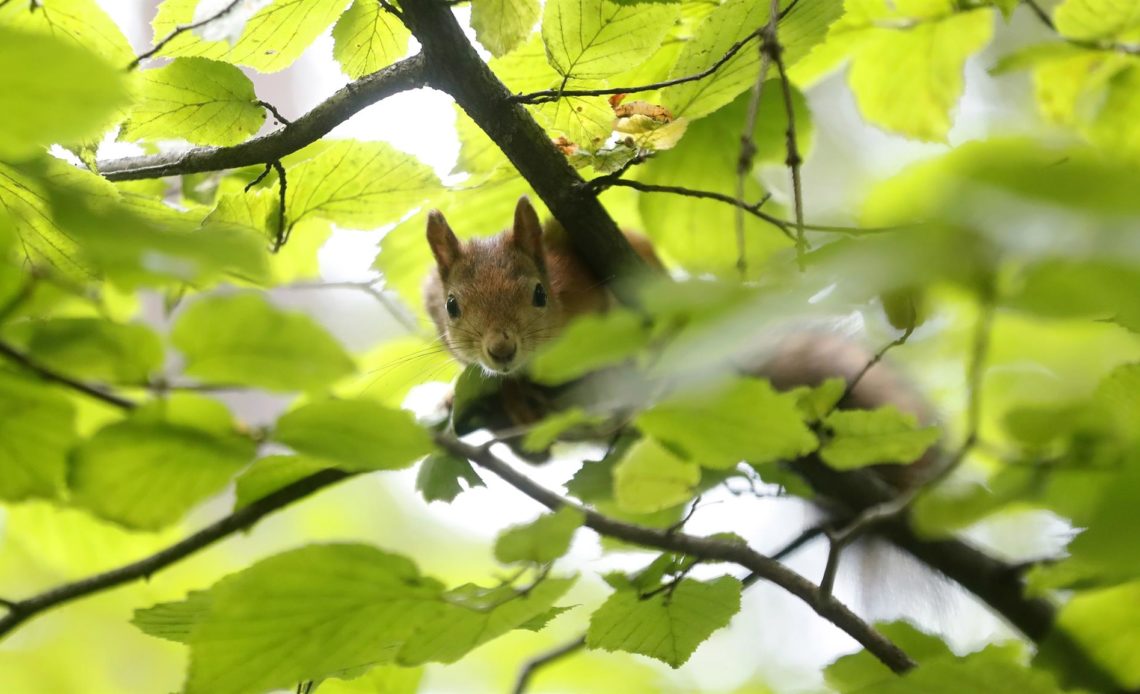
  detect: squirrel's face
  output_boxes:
[425,198,562,376]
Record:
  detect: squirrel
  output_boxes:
[423,196,938,488]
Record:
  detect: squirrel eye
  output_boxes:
[446,294,460,319]
[532,282,547,308]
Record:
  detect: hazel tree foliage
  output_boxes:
[1,0,1140,692]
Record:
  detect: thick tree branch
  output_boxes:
[399,2,653,303]
[99,54,428,180]
[0,468,351,641]
[0,340,137,410]
[439,436,917,675]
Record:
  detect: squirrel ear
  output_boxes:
[511,196,545,267]
[426,210,461,275]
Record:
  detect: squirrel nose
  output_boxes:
[485,331,518,366]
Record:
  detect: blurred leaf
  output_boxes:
[566,458,617,503]
[1094,363,1140,443]
[132,590,213,645]
[659,0,770,119]
[1054,0,1140,41]
[172,293,355,392]
[70,394,257,529]
[332,0,411,79]
[233,455,333,510]
[586,576,742,668]
[451,362,503,427]
[315,665,424,694]
[522,407,608,452]
[820,406,939,470]
[122,58,265,146]
[529,310,651,385]
[151,0,353,73]
[184,544,446,694]
[494,507,585,564]
[341,335,459,408]
[0,27,131,157]
[274,398,434,471]
[795,377,846,423]
[0,0,133,65]
[637,378,818,470]
[0,370,76,501]
[286,140,441,232]
[825,620,953,691]
[472,0,539,57]
[842,6,994,141]
[398,576,576,665]
[9,318,162,384]
[1044,580,1140,690]
[613,438,700,514]
[829,643,1059,694]
[415,451,484,503]
[541,0,678,80]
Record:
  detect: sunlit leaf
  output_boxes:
[0,370,76,501]
[172,292,355,392]
[529,310,651,385]
[613,438,700,514]
[332,0,411,79]
[586,576,742,668]
[819,406,940,470]
[233,454,334,510]
[472,0,539,57]
[494,507,584,564]
[541,0,678,80]
[274,398,434,470]
[122,58,265,146]
[9,317,162,384]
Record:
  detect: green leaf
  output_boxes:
[1054,0,1140,41]
[313,665,423,694]
[332,0,411,79]
[820,406,940,470]
[494,507,585,564]
[795,377,847,422]
[274,398,434,471]
[832,643,1060,694]
[637,379,819,470]
[233,455,333,510]
[0,27,131,157]
[150,0,353,73]
[398,577,576,665]
[0,0,134,65]
[522,407,608,452]
[184,544,446,694]
[122,58,265,146]
[637,91,797,277]
[12,317,162,384]
[0,370,76,501]
[529,310,651,385]
[472,0,539,57]
[1046,580,1140,690]
[1094,363,1140,443]
[541,0,678,80]
[825,620,953,691]
[659,0,771,119]
[69,395,257,529]
[415,451,485,503]
[841,7,995,141]
[171,292,355,392]
[566,458,616,502]
[286,140,441,231]
[613,438,700,514]
[339,335,459,408]
[133,590,213,645]
[586,576,742,668]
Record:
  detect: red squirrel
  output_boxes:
[423,196,937,487]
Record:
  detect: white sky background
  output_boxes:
[91,2,1066,692]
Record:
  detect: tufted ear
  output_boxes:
[510,196,545,268]
[426,210,462,276]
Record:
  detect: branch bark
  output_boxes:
[99,54,428,180]
[439,436,917,675]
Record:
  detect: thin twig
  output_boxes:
[839,322,916,408]
[1022,0,1055,30]
[257,100,292,126]
[271,160,288,250]
[769,524,827,562]
[243,162,273,191]
[441,435,916,674]
[0,468,351,641]
[604,179,791,239]
[510,29,763,104]
[128,0,245,70]
[0,341,137,410]
[734,0,779,279]
[764,25,806,270]
[513,636,586,694]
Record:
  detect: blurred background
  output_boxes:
[3,1,1133,692]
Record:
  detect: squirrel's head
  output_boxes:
[425,196,562,375]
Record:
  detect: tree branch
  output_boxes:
[439,436,917,675]
[99,54,429,180]
[512,635,586,694]
[0,468,351,641]
[0,340,137,410]
[764,23,806,270]
[399,2,655,303]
